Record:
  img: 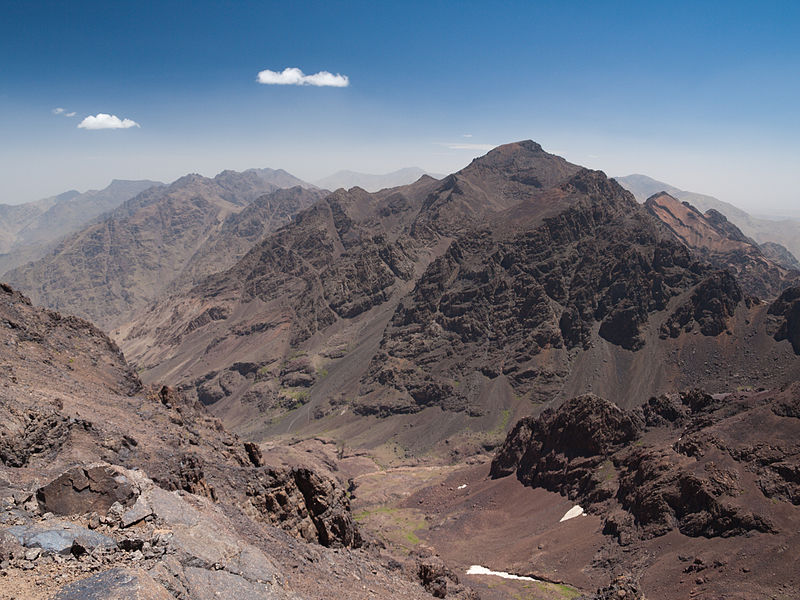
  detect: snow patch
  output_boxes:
[457,484,467,490]
[559,505,585,522]
[466,565,539,582]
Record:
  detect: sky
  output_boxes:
[1,0,799,213]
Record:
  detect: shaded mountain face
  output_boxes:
[761,241,800,270]
[643,192,798,297]
[0,283,448,600]
[5,170,314,330]
[314,167,443,193]
[617,173,800,263]
[118,141,800,455]
[0,180,161,275]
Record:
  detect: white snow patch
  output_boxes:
[457,484,467,490]
[559,505,585,522]
[466,565,539,582]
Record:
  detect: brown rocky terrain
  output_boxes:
[643,191,798,297]
[482,388,800,599]
[5,169,314,329]
[0,282,478,599]
[117,142,800,459]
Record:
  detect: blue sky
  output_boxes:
[1,1,799,212]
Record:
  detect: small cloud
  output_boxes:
[78,113,140,130]
[52,107,65,114]
[462,133,473,138]
[256,67,349,87]
[439,142,496,151]
[65,111,76,117]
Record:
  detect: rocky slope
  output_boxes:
[0,180,161,275]
[5,169,313,329]
[0,283,465,599]
[643,191,798,297]
[118,142,800,457]
[489,388,800,599]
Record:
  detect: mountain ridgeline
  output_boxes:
[111,141,800,454]
[4,169,320,329]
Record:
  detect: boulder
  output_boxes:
[5,521,116,555]
[36,465,136,516]
[52,567,173,600]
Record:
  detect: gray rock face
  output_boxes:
[183,567,287,600]
[52,567,174,600]
[5,520,116,554]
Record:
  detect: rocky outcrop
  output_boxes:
[660,270,743,337]
[767,286,800,353]
[492,388,800,543]
[578,575,644,600]
[644,192,797,298]
[37,466,136,516]
[490,395,640,502]
[52,568,174,600]
[417,558,480,599]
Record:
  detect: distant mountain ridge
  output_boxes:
[616,173,800,262]
[313,167,443,192]
[643,191,797,297]
[0,180,162,274]
[4,168,314,329]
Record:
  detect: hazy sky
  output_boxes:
[1,1,799,213]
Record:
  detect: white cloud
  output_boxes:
[462,133,473,138]
[77,113,140,130]
[65,112,76,117]
[256,67,349,87]
[52,107,65,114]
[439,142,496,151]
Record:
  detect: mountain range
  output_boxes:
[0,180,162,275]
[3,142,800,599]
[4,169,317,329]
[109,142,800,458]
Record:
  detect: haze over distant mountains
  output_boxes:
[0,179,162,274]
[4,168,317,328]
[616,173,800,262]
[313,167,443,192]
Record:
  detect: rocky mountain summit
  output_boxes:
[117,142,800,455]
